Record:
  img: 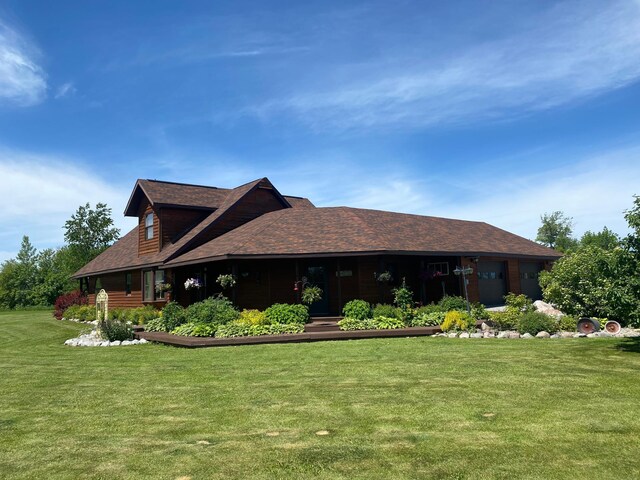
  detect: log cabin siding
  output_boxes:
[138,202,160,256]
[87,271,143,308]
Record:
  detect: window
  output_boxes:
[143,270,153,302]
[145,213,154,240]
[427,262,449,276]
[143,270,166,302]
[125,272,132,296]
[155,270,165,301]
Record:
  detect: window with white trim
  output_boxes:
[145,213,154,240]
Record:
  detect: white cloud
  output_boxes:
[437,148,640,241]
[249,145,640,242]
[54,81,75,99]
[0,19,47,106]
[256,0,640,129]
[0,148,136,259]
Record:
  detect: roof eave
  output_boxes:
[165,249,561,268]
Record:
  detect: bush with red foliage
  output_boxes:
[53,290,88,320]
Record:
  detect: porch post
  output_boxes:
[295,260,300,304]
[231,262,238,305]
[336,258,342,316]
[420,258,426,304]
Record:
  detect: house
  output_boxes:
[73,177,561,315]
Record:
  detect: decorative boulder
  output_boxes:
[533,300,564,318]
[521,333,534,339]
[459,332,470,339]
[536,331,551,338]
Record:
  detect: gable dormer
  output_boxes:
[137,199,160,256]
[124,177,312,259]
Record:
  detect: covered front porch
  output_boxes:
[168,254,466,316]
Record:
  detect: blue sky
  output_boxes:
[1,0,640,262]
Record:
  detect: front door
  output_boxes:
[305,265,329,316]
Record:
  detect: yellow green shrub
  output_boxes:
[441,310,474,332]
[236,309,268,326]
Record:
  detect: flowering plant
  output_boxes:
[375,271,393,283]
[217,273,237,289]
[155,282,172,294]
[184,278,203,290]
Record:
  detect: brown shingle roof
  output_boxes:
[74,178,312,277]
[74,179,559,278]
[73,226,162,277]
[124,179,314,216]
[166,207,561,266]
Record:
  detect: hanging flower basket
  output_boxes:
[184,278,203,290]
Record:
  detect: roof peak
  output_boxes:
[143,179,226,190]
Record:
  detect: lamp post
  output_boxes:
[453,266,473,314]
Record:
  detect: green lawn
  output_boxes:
[1,311,640,480]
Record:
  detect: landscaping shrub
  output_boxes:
[411,311,446,327]
[264,303,309,324]
[392,279,414,310]
[488,311,519,331]
[63,305,94,322]
[517,311,558,335]
[487,293,536,331]
[186,295,239,325]
[161,302,187,329]
[441,310,474,332]
[98,318,133,342]
[470,302,489,320]
[372,304,401,319]
[107,306,160,325]
[215,323,304,338]
[337,318,376,331]
[236,309,269,326]
[128,305,161,325]
[374,316,406,329]
[504,293,535,314]
[342,300,372,320]
[144,317,168,332]
[62,305,81,320]
[172,322,217,337]
[415,303,445,315]
[54,290,87,320]
[438,296,468,312]
[556,315,578,332]
[338,316,405,330]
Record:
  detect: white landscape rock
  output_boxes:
[459,332,470,339]
[508,331,521,339]
[470,332,483,338]
[561,332,575,338]
[533,300,564,318]
[64,328,151,347]
[536,331,551,338]
[497,331,509,339]
[483,331,496,338]
[521,333,534,339]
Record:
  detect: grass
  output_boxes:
[1,311,640,480]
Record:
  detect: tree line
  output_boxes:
[536,196,640,326]
[0,203,119,309]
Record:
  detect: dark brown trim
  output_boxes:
[165,250,561,268]
[136,325,447,348]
